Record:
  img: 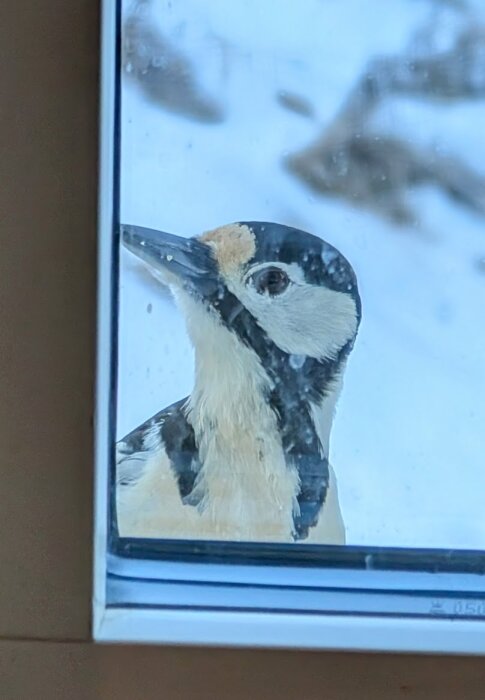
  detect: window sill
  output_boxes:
[94,605,485,654]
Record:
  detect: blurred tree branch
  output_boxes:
[123,1,224,123]
[286,22,485,224]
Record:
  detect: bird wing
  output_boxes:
[116,397,202,501]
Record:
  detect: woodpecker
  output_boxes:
[117,221,361,544]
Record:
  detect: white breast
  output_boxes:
[117,445,344,544]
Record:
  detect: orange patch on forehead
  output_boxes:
[200,223,256,275]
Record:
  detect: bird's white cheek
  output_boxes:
[237,286,358,360]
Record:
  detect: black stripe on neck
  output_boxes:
[211,288,351,540]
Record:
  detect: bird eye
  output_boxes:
[248,267,290,296]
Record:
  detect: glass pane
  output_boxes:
[115,0,485,553]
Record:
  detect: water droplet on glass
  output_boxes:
[289,354,306,370]
[151,56,166,69]
[321,249,339,266]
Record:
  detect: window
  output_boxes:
[94,0,485,652]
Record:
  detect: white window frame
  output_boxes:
[93,0,485,653]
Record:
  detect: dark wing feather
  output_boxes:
[116,397,203,504]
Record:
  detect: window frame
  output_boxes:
[93,0,485,653]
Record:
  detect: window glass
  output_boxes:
[115,0,485,554]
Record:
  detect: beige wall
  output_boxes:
[0,2,484,697]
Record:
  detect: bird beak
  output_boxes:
[121,224,220,295]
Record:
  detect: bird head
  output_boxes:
[122,220,361,373]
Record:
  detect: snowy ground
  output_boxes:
[117,0,485,549]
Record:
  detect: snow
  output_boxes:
[118,0,485,549]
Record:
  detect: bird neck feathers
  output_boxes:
[179,290,343,466]
[174,290,346,539]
